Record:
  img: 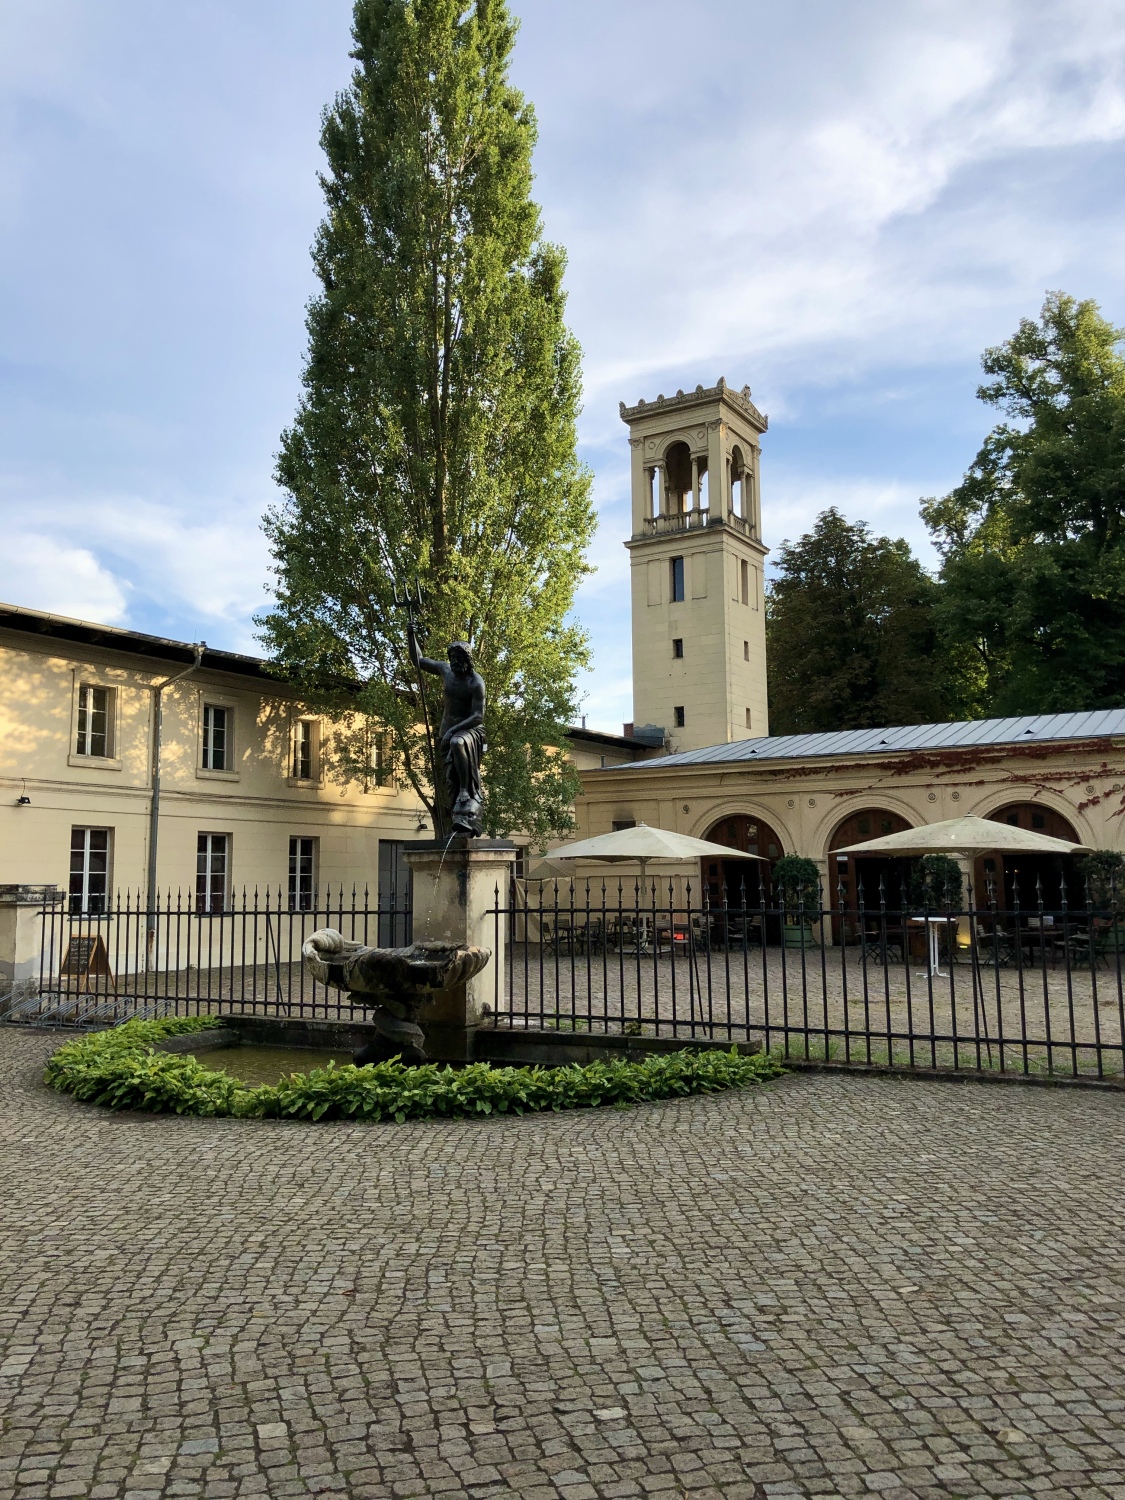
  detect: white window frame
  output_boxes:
[289,718,321,785]
[196,692,239,780]
[69,826,113,914]
[196,832,231,913]
[288,836,318,911]
[68,675,121,770]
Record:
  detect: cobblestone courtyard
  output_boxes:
[1,1030,1123,1500]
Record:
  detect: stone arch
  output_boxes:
[826,806,916,943]
[701,810,786,912]
[971,800,1082,911]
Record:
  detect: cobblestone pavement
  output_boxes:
[1,1029,1124,1500]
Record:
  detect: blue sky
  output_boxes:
[3,1,1125,731]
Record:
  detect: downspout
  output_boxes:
[147,643,205,961]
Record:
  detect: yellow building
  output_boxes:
[0,603,650,919]
[571,714,1125,917]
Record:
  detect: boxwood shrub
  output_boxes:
[44,1016,784,1122]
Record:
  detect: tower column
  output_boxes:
[691,456,700,513]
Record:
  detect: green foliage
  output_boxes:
[256,0,595,842]
[766,508,947,733]
[45,1018,785,1121]
[1077,850,1125,913]
[923,292,1125,715]
[771,855,822,920]
[43,1017,236,1117]
[909,854,964,910]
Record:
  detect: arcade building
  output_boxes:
[567,379,1125,915]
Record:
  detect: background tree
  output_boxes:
[257,0,595,842]
[766,508,947,734]
[923,292,1125,716]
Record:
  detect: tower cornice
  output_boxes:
[619,378,768,433]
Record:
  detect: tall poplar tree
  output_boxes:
[257,0,595,841]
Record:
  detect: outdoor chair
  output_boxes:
[1067,923,1125,968]
[859,928,904,964]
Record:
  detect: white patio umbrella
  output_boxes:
[544,822,766,887]
[835,813,1089,859]
[836,813,1090,981]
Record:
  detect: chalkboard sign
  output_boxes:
[60,934,113,990]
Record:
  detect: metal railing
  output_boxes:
[12,877,1125,1085]
[485,877,1125,1084]
[5,887,411,1028]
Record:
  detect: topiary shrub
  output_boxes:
[909,853,965,910]
[771,855,821,922]
[45,1017,786,1121]
[1077,851,1125,915]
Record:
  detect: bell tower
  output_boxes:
[621,378,769,753]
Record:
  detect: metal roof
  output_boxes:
[616,710,1125,770]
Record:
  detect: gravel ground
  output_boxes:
[2,1027,1124,1499]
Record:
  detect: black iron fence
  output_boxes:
[7,878,1125,1085]
[486,877,1125,1083]
[4,888,410,1028]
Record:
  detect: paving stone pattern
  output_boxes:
[1,1029,1123,1500]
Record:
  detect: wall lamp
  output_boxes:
[16,795,31,806]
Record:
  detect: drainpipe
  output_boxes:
[146,644,204,960]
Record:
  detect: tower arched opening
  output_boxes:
[662,441,693,514]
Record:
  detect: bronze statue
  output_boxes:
[408,625,486,837]
[302,929,490,1065]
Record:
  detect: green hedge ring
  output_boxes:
[44,1017,784,1123]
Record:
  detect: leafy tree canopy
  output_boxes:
[922,292,1125,715]
[766,508,946,734]
[257,0,596,842]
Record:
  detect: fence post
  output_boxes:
[0,885,62,1015]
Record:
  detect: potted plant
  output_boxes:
[772,855,821,946]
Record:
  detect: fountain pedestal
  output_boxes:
[405,837,516,1060]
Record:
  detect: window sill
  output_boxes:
[67,753,122,772]
[286,776,324,790]
[195,768,240,782]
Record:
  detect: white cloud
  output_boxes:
[74,499,272,625]
[4,533,128,623]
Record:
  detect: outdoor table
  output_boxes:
[908,915,957,978]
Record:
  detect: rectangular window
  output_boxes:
[202,704,228,771]
[670,555,685,603]
[740,559,750,606]
[378,840,413,946]
[196,833,229,913]
[745,708,753,728]
[673,706,685,728]
[76,685,111,757]
[292,720,314,780]
[288,836,317,911]
[612,819,636,831]
[672,638,684,658]
[743,640,749,661]
[69,827,111,914]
